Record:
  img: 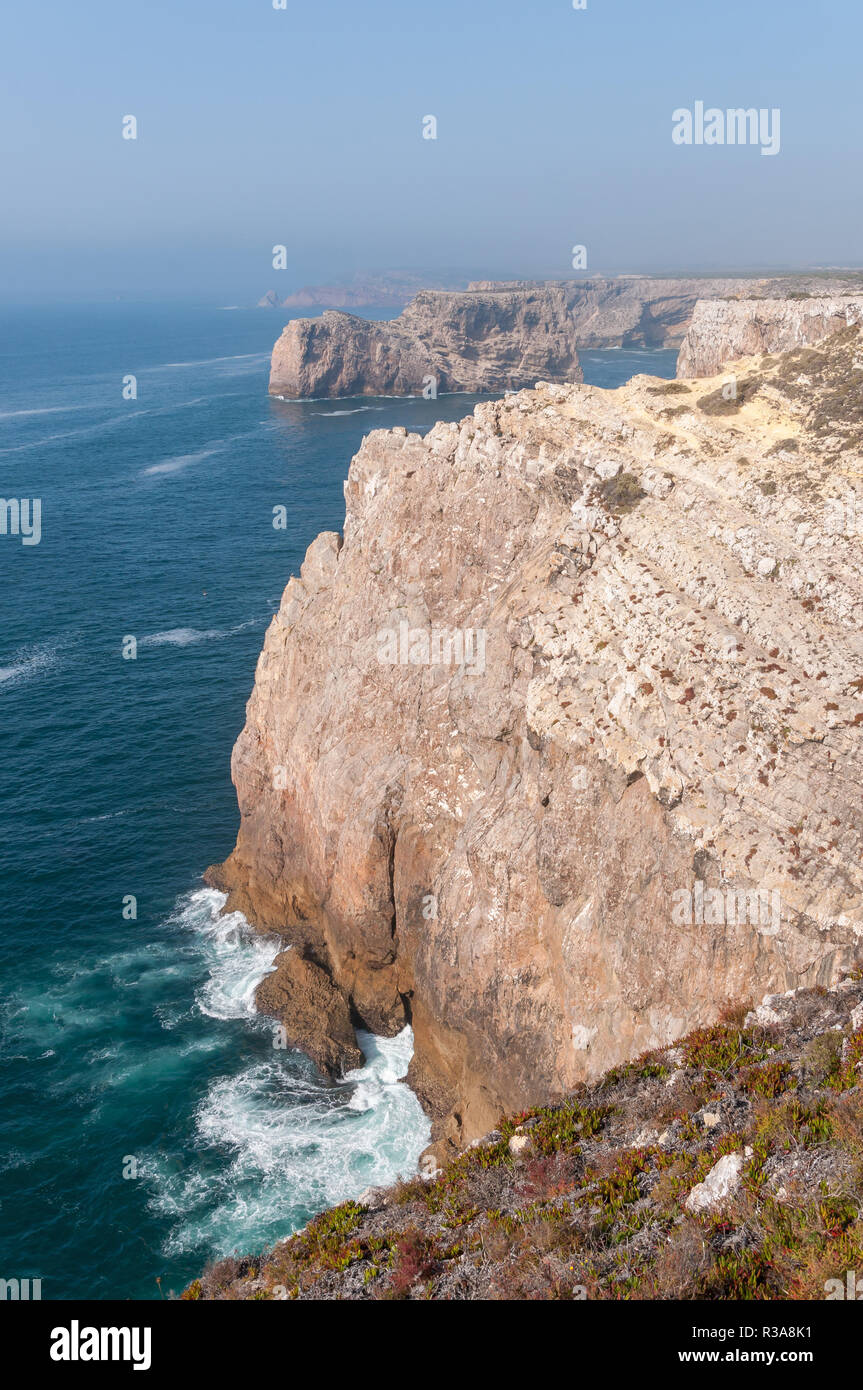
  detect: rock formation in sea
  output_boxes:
[267,275,863,399]
[268,287,585,397]
[211,318,863,1159]
[677,294,863,377]
[256,950,365,1078]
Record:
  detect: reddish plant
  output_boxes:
[390,1229,436,1297]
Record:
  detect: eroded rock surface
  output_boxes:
[677,296,863,377]
[270,276,863,399]
[255,949,365,1079]
[468,276,769,348]
[268,287,584,398]
[215,325,863,1147]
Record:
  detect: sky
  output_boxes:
[1,0,861,302]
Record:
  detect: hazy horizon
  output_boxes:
[2,0,862,304]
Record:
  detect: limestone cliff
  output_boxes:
[471,277,863,350]
[269,275,863,399]
[467,276,767,348]
[213,325,863,1154]
[677,296,863,377]
[268,287,584,398]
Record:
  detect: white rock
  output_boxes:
[594,458,622,481]
[633,1126,659,1146]
[745,1003,781,1027]
[685,1152,744,1213]
[356,1186,387,1209]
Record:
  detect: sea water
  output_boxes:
[0,302,676,1297]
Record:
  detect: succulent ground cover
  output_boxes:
[186,975,863,1301]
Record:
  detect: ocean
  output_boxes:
[0,302,677,1299]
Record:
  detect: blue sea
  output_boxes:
[0,303,676,1299]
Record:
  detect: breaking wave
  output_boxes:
[145,889,430,1260]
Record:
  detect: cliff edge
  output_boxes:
[213,323,863,1155]
[187,976,863,1300]
[677,296,863,377]
[269,276,863,399]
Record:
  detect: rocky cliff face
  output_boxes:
[214,325,863,1156]
[268,287,584,398]
[467,276,768,348]
[677,296,863,377]
[472,277,863,349]
[269,276,863,398]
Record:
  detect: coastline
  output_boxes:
[207,321,863,1168]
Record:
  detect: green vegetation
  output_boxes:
[186,986,863,1302]
[596,471,646,516]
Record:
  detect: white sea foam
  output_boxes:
[152,1026,429,1258]
[140,628,214,646]
[0,644,59,689]
[6,880,428,1268]
[142,424,275,476]
[0,403,97,420]
[275,392,413,403]
[311,406,386,416]
[0,1148,34,1175]
[147,353,270,371]
[146,888,430,1259]
[142,447,223,476]
[184,889,280,1021]
[0,412,148,454]
[138,617,262,648]
[0,395,228,456]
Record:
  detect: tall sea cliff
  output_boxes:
[211,318,863,1161]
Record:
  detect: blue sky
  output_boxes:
[1,0,860,300]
